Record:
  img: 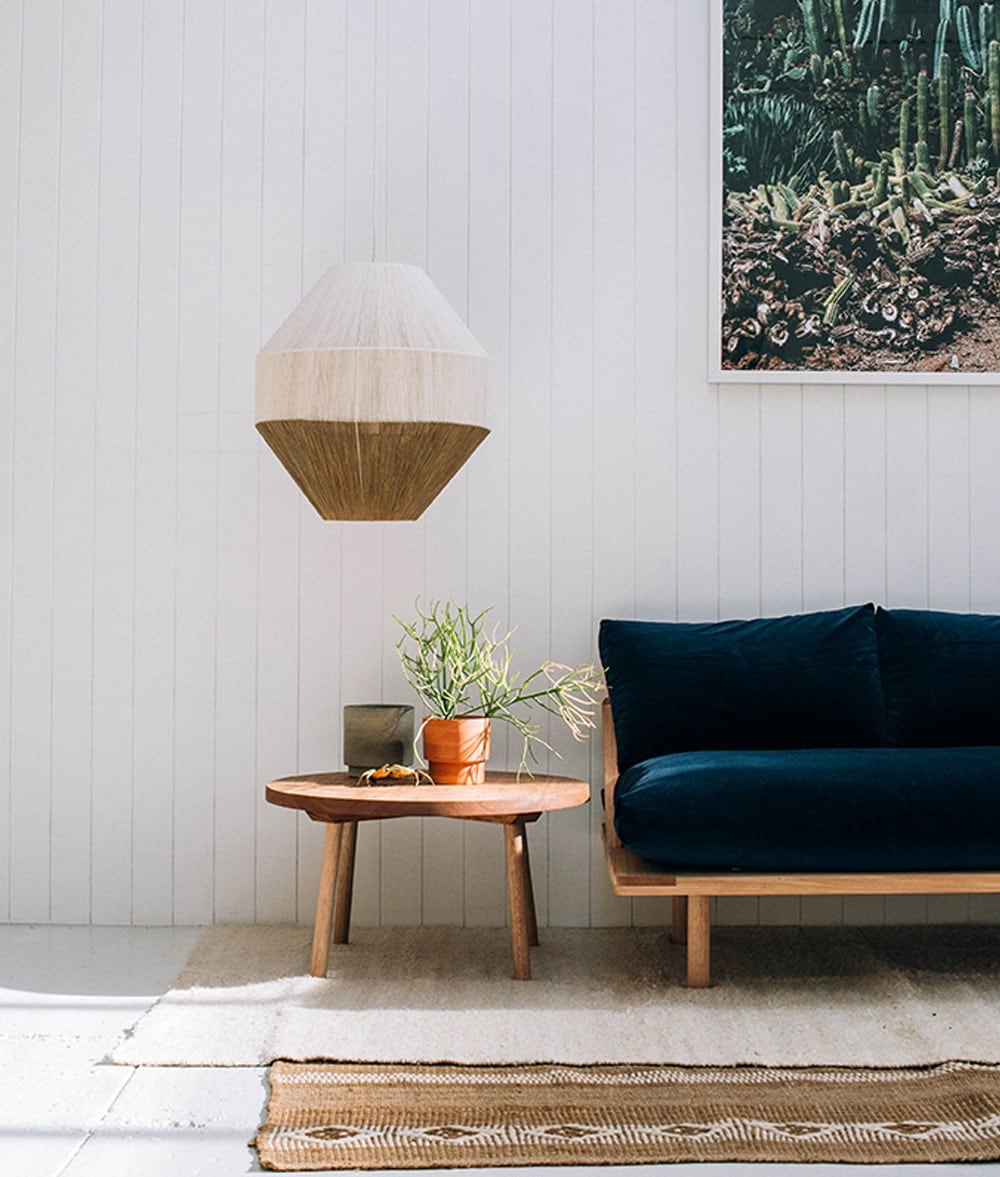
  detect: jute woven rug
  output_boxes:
[254,1059,1000,1169]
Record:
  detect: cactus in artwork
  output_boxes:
[938,51,952,165]
[917,70,930,144]
[899,97,912,159]
[965,90,978,162]
[899,38,916,79]
[867,83,882,129]
[953,2,997,73]
[831,0,849,54]
[833,128,853,178]
[982,4,996,55]
[949,117,964,167]
[958,4,983,71]
[854,0,879,49]
[990,40,1000,153]
[822,274,855,325]
[873,154,890,201]
[935,20,949,78]
[799,0,825,57]
[812,53,827,86]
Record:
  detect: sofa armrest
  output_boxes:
[602,697,622,849]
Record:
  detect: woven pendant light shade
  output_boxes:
[255,262,489,521]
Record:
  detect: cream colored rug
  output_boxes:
[254,1060,1000,1169]
[112,923,1000,1068]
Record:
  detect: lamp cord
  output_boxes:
[371,0,380,263]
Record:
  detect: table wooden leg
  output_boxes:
[310,823,344,977]
[519,823,539,947]
[333,820,358,944]
[504,820,533,980]
[671,896,688,944]
[686,894,712,989]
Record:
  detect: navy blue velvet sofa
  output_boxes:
[598,604,1000,987]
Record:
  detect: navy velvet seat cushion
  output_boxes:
[877,607,1000,747]
[614,747,1000,872]
[599,605,884,772]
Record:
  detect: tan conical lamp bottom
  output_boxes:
[256,419,489,521]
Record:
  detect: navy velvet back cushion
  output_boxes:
[878,607,1000,746]
[599,605,884,771]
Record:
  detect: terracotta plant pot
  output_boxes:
[421,716,491,785]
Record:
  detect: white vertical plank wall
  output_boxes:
[713,384,762,930]
[757,390,804,929]
[255,0,305,928]
[10,0,60,924]
[550,0,595,929]
[4,0,1000,930]
[799,387,848,926]
[294,0,348,925]
[463,0,512,930]
[50,0,101,925]
[90,0,141,925]
[131,0,183,927]
[969,389,1000,923]
[508,0,552,928]
[0,0,21,923]
[420,0,473,929]
[624,0,676,931]
[378,0,429,929]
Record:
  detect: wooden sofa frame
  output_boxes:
[601,699,1000,988]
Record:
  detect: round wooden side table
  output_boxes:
[265,771,590,980]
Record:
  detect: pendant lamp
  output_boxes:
[255,262,489,521]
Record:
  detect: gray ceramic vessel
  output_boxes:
[343,704,415,776]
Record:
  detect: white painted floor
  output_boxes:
[2,924,998,1176]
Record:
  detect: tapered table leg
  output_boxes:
[519,823,539,947]
[311,823,344,977]
[686,894,712,989]
[504,820,533,980]
[333,820,358,944]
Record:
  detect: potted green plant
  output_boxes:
[394,599,603,783]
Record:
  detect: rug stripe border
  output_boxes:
[255,1059,1000,1170]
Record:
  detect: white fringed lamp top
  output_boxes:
[255,262,489,521]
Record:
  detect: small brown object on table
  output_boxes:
[265,771,590,980]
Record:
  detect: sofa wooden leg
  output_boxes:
[671,896,688,944]
[686,895,711,988]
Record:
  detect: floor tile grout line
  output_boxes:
[51,1065,137,1177]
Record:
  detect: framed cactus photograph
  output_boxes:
[712,0,1000,381]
